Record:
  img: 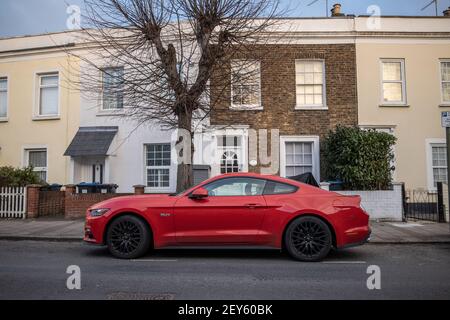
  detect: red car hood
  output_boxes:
[89,194,178,210]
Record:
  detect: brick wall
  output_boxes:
[26,185,143,219]
[38,190,65,217]
[64,193,132,219]
[210,44,358,176]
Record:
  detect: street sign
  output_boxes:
[441,112,450,128]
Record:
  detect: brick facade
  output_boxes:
[210,44,358,176]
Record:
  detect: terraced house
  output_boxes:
[1,10,449,194]
[355,14,450,191]
[0,32,80,184]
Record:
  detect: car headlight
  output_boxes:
[89,208,110,217]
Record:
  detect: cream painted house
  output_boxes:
[0,32,80,184]
[354,16,450,191]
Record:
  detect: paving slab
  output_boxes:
[0,218,449,243]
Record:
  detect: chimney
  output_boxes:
[331,3,343,17]
[444,7,450,17]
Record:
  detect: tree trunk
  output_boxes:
[176,110,194,193]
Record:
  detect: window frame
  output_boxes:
[426,138,447,192]
[0,76,8,122]
[101,66,125,112]
[263,180,299,195]
[279,136,320,182]
[144,143,172,191]
[379,58,407,106]
[24,147,48,183]
[201,177,268,197]
[34,71,60,119]
[294,59,327,110]
[230,59,262,110]
[440,59,450,105]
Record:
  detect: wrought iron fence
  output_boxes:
[403,182,445,222]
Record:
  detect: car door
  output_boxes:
[173,177,268,244]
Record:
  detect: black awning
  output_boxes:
[64,126,118,157]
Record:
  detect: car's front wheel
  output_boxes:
[106,215,152,259]
[284,216,332,262]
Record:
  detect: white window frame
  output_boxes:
[144,143,172,192]
[294,59,327,110]
[380,59,407,106]
[0,75,9,122]
[440,59,450,105]
[280,136,320,182]
[230,60,262,110]
[101,66,125,112]
[33,71,60,120]
[210,126,249,177]
[23,147,48,182]
[426,138,447,192]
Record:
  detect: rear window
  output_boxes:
[263,180,298,195]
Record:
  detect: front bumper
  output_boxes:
[83,214,106,244]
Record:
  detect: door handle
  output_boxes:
[245,203,262,209]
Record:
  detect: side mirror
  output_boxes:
[189,187,209,199]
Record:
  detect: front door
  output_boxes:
[92,163,104,183]
[173,177,268,244]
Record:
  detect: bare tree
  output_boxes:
[72,0,283,191]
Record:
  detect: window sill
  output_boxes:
[439,104,450,107]
[0,117,8,122]
[379,104,409,108]
[230,105,263,111]
[32,115,60,121]
[96,110,125,117]
[295,105,328,111]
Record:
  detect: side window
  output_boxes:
[204,177,266,196]
[264,181,298,195]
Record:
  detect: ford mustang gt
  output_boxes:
[84,173,371,262]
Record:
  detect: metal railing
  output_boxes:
[404,182,445,222]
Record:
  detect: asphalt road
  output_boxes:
[0,240,450,300]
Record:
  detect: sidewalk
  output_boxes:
[0,218,449,243]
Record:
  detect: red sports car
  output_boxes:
[84,173,370,262]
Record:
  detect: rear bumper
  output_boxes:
[337,226,371,249]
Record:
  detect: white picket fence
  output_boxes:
[0,187,27,219]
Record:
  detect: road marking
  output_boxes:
[131,259,178,262]
[321,261,366,264]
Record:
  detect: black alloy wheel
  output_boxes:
[106,215,151,259]
[284,216,332,262]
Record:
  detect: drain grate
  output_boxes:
[107,292,175,300]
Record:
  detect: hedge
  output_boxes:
[322,126,397,190]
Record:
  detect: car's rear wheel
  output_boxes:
[106,215,151,259]
[284,216,332,262]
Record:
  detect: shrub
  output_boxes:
[322,126,397,190]
[0,166,42,187]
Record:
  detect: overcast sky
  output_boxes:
[0,0,449,38]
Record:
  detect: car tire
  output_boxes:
[106,215,152,259]
[284,216,332,262]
